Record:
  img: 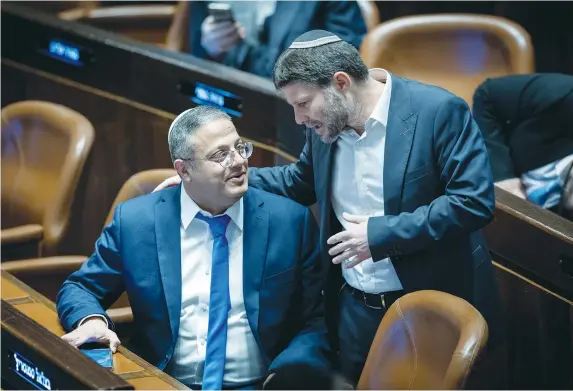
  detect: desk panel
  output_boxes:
[2,279,28,300]
[128,377,180,390]
[14,302,65,336]
[1,271,188,390]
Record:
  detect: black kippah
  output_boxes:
[289,30,342,49]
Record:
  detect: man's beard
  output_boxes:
[310,89,349,144]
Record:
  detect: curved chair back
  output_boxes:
[357,0,381,32]
[360,14,534,106]
[104,169,177,226]
[2,169,178,326]
[1,101,95,256]
[59,3,178,47]
[358,290,488,390]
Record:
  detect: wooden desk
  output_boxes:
[1,271,188,390]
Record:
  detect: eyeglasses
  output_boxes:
[183,142,253,168]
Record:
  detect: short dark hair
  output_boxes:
[168,105,231,163]
[273,40,369,89]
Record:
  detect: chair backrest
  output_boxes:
[59,4,177,47]
[360,14,534,106]
[104,169,177,226]
[357,0,381,32]
[357,290,488,390]
[1,101,95,256]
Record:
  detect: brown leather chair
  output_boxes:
[1,101,95,260]
[58,3,180,48]
[360,14,534,106]
[2,169,177,325]
[357,290,488,390]
[357,0,381,32]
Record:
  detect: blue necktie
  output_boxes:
[196,212,231,390]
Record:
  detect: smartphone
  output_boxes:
[207,2,235,23]
[79,342,114,370]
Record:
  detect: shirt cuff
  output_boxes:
[78,314,109,328]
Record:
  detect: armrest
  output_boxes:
[2,256,87,302]
[106,307,133,325]
[1,225,44,246]
[1,256,87,276]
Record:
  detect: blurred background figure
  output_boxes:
[187,1,367,78]
[472,73,573,220]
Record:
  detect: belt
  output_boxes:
[343,283,404,310]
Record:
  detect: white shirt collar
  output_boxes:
[367,68,392,127]
[340,68,392,139]
[180,187,244,231]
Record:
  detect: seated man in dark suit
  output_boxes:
[472,73,573,219]
[188,1,367,77]
[56,106,330,389]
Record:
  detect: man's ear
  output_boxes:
[174,159,192,183]
[332,71,352,92]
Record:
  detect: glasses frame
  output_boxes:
[182,141,253,168]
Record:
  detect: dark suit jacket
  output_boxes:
[189,1,367,77]
[56,186,330,376]
[248,74,502,347]
[472,73,573,181]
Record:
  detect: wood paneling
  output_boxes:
[493,265,573,389]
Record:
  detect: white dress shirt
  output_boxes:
[331,69,404,294]
[169,189,266,386]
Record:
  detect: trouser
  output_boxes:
[337,283,404,386]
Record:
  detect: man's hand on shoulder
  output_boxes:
[61,317,121,353]
[153,175,182,192]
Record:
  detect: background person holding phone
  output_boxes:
[187,1,367,78]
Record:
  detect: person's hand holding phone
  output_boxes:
[61,317,121,353]
[201,15,244,59]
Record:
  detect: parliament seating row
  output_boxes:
[27,1,533,106]
[39,0,380,53]
[60,1,533,106]
[2,167,179,327]
[2,270,488,389]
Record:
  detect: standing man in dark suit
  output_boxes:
[188,1,366,78]
[155,31,501,385]
[472,74,573,219]
[57,106,330,389]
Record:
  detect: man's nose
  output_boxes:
[230,150,246,167]
[294,109,308,126]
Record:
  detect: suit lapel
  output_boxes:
[314,136,337,262]
[155,185,183,346]
[384,74,418,215]
[242,189,269,349]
